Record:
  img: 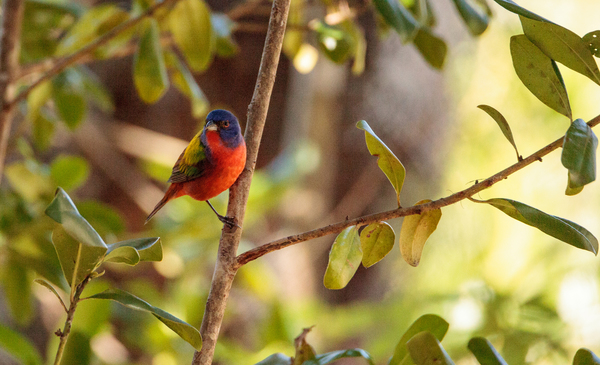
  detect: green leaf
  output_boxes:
[87,288,202,350]
[468,337,508,365]
[407,331,454,365]
[212,13,239,57]
[35,278,67,311]
[45,187,107,249]
[561,118,597,195]
[349,21,367,75]
[52,226,106,290]
[52,72,87,129]
[169,0,214,72]
[372,0,419,42]
[304,349,375,365]
[164,50,209,118]
[255,353,293,365]
[32,111,56,151]
[521,17,600,86]
[1,258,33,325]
[21,0,81,62]
[12,247,70,293]
[477,198,598,254]
[356,120,406,207]
[413,28,447,70]
[78,66,114,112]
[104,237,162,265]
[50,155,90,191]
[56,4,129,56]
[5,162,53,201]
[0,323,43,365]
[61,331,91,365]
[573,348,600,365]
[477,105,520,159]
[510,35,572,119]
[399,200,441,267]
[450,0,491,36]
[134,18,169,103]
[583,31,600,57]
[492,0,549,22]
[77,201,125,236]
[26,80,52,123]
[407,0,435,27]
[313,21,356,65]
[360,222,395,267]
[323,226,362,290]
[389,314,449,365]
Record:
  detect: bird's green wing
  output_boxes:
[168,131,211,183]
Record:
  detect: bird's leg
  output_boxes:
[206,200,240,229]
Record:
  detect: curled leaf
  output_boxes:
[356,120,406,207]
[399,200,442,267]
[561,118,597,195]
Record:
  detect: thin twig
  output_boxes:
[8,0,179,109]
[0,0,25,183]
[234,114,600,267]
[53,275,93,365]
[191,0,291,364]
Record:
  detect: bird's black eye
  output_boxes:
[222,120,230,128]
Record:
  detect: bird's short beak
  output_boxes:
[205,120,218,131]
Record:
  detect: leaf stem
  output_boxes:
[234,113,600,267]
[53,274,93,365]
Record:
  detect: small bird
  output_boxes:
[145,109,247,227]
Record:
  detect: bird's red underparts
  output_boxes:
[168,129,246,202]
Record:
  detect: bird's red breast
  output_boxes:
[177,129,246,202]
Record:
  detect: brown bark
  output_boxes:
[0,0,25,183]
[191,0,291,363]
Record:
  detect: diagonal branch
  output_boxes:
[0,0,25,183]
[191,0,291,364]
[234,113,600,267]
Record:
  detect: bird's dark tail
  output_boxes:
[145,184,181,224]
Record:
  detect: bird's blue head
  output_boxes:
[203,109,244,148]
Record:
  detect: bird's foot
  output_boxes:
[217,214,240,229]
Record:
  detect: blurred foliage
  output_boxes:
[1,0,600,364]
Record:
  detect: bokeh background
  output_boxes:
[2,0,600,364]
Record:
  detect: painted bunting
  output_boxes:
[145,109,247,226]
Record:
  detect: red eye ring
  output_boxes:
[222,120,230,128]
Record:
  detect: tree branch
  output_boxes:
[235,114,600,267]
[0,0,25,183]
[191,0,291,364]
